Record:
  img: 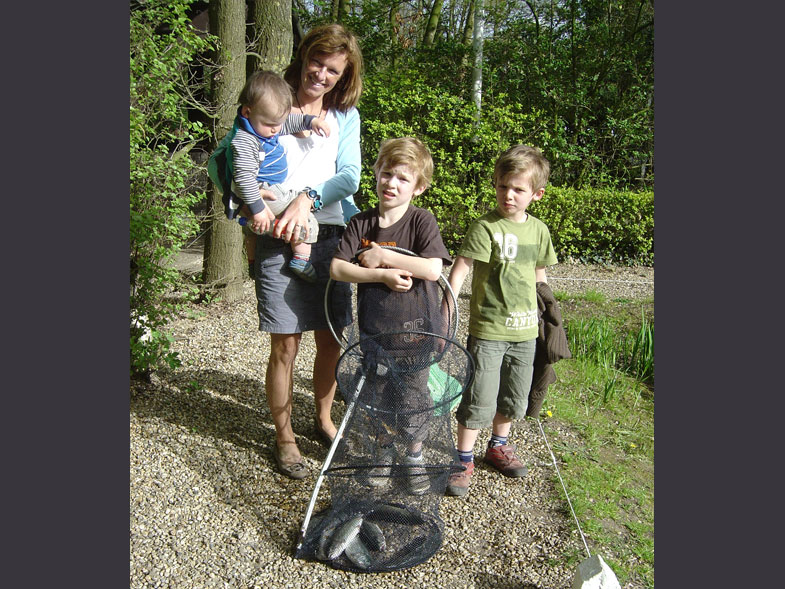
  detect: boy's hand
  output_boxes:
[310,118,331,137]
[250,207,275,234]
[358,242,387,269]
[381,269,413,292]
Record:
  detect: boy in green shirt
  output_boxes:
[445,145,558,497]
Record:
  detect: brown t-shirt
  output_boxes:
[334,206,452,350]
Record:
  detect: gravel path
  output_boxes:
[130,261,653,589]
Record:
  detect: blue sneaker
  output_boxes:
[288,257,317,282]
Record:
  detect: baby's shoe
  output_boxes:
[288,257,317,282]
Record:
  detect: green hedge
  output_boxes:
[529,187,654,265]
[357,70,653,266]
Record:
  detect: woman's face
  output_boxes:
[300,51,348,100]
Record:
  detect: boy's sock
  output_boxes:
[489,433,508,448]
[406,448,423,460]
[457,449,474,463]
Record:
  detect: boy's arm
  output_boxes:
[230,132,267,215]
[280,113,316,135]
[330,257,414,292]
[448,255,474,296]
[358,243,442,281]
[535,266,548,283]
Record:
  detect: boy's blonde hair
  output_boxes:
[238,70,292,121]
[493,145,550,192]
[373,137,434,191]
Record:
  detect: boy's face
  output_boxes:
[241,100,287,138]
[376,164,425,211]
[495,171,544,222]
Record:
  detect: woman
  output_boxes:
[255,24,364,479]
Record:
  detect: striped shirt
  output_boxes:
[229,113,316,215]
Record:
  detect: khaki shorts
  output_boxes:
[456,335,536,429]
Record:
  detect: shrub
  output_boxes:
[530,187,654,265]
[130,0,215,376]
[358,71,653,265]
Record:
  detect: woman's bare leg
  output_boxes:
[266,332,302,462]
[313,329,341,440]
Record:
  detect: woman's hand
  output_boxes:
[272,191,311,243]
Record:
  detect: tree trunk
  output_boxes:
[248,0,293,75]
[462,0,475,46]
[203,0,247,302]
[423,0,445,48]
[471,0,485,121]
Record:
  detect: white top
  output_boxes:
[278,110,344,226]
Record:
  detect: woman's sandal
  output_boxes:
[313,418,335,448]
[272,444,309,480]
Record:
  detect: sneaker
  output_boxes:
[288,257,317,282]
[445,461,474,496]
[364,445,396,488]
[403,454,430,495]
[483,443,528,477]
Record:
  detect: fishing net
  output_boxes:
[296,248,474,572]
[295,332,473,572]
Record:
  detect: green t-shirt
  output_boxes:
[458,210,557,342]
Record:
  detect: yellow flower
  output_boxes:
[630,443,637,448]
[546,410,553,417]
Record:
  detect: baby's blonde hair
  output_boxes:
[238,70,292,120]
[373,137,434,191]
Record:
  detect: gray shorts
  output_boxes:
[456,335,536,429]
[254,225,351,333]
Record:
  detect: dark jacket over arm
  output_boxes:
[526,282,572,418]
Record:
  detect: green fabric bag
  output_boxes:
[428,364,463,416]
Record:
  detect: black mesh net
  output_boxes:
[295,332,473,572]
[296,252,473,572]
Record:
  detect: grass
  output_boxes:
[538,290,654,587]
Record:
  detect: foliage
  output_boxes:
[357,70,653,263]
[531,186,653,265]
[540,292,654,585]
[312,0,653,191]
[358,69,557,253]
[481,0,654,188]
[130,0,215,376]
[564,313,654,385]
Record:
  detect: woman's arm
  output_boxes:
[313,108,361,207]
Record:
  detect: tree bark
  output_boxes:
[471,0,485,121]
[248,0,293,75]
[203,0,247,301]
[423,0,445,48]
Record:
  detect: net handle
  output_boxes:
[295,370,366,554]
[323,245,458,349]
